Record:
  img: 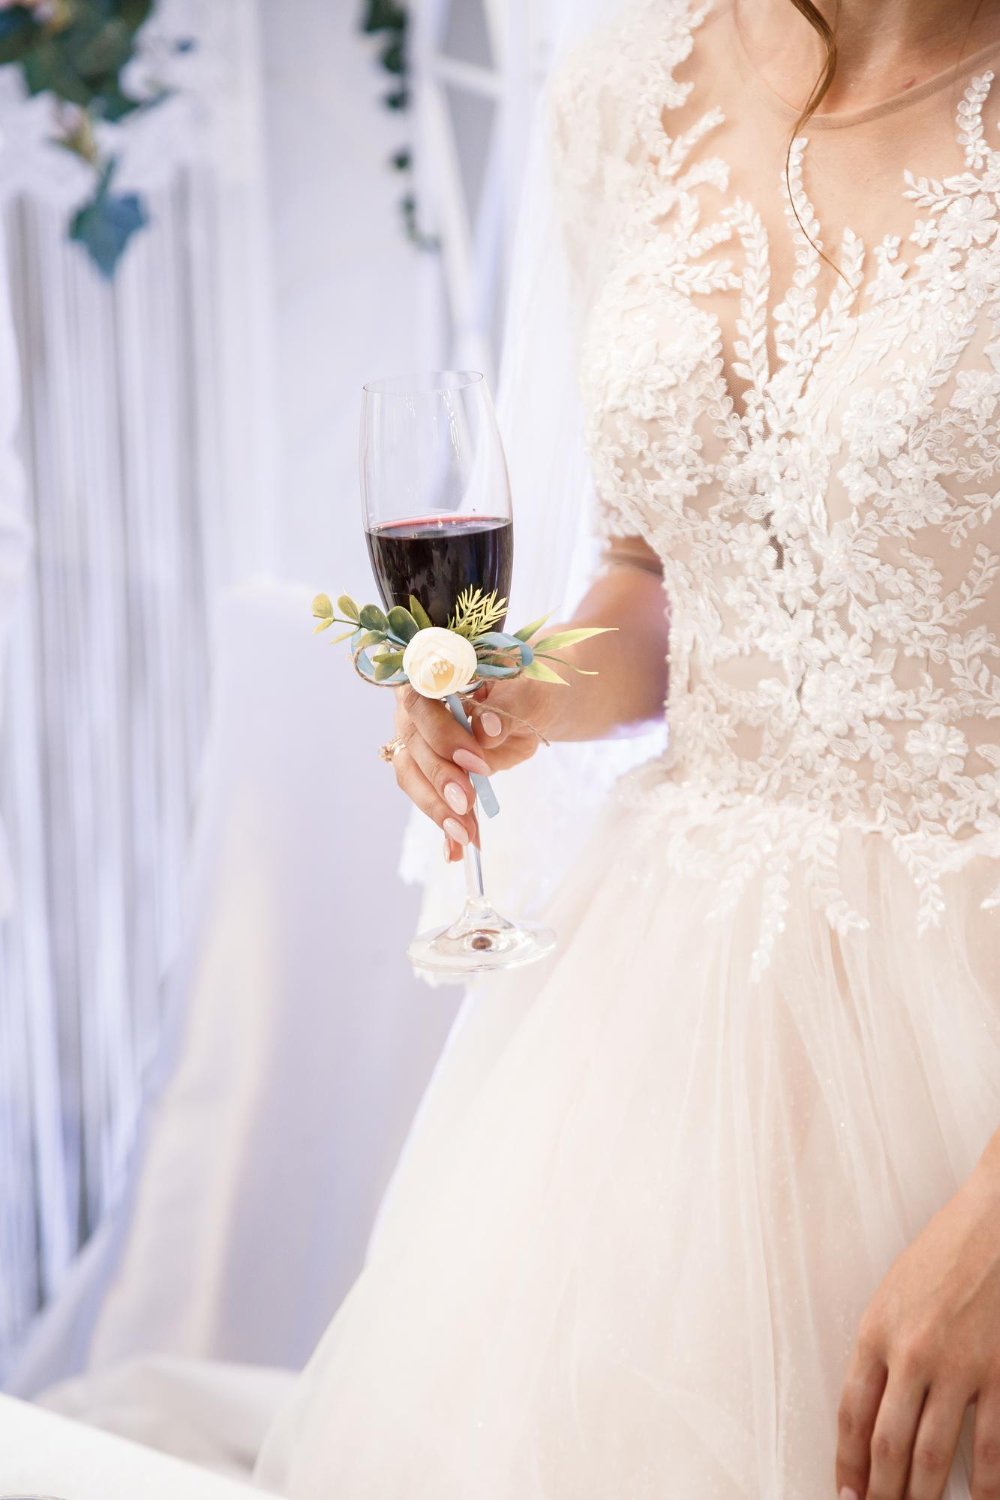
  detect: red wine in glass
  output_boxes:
[359,370,555,978]
[365,515,513,627]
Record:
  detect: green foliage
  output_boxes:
[0,0,192,277]
[408,595,432,630]
[0,10,43,66]
[449,586,509,641]
[69,158,147,280]
[313,591,614,696]
[523,659,569,686]
[387,604,419,642]
[357,0,437,251]
[532,627,615,654]
[513,613,552,643]
[359,603,389,632]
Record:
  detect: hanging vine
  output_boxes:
[0,0,192,279]
[359,0,438,251]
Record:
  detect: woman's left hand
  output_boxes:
[835,1154,1000,1500]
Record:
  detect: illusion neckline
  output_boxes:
[728,4,1000,131]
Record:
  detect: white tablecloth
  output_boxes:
[0,1394,270,1499]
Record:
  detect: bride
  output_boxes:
[249,0,1000,1496]
[26,0,1000,1492]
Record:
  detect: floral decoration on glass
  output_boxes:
[312,584,608,694]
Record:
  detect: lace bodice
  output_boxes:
[552,0,1000,963]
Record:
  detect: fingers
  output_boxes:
[836,1347,888,1500]
[400,687,492,776]
[972,1387,1000,1499]
[391,745,479,848]
[444,834,463,864]
[865,1362,928,1500]
[469,683,511,752]
[403,723,479,839]
[906,1384,971,1500]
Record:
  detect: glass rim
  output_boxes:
[362,370,486,396]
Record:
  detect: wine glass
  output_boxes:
[360,370,556,978]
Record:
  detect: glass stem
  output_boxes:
[463,841,487,903]
[445,693,494,909]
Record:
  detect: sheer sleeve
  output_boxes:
[547,29,645,545]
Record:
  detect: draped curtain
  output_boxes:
[0,0,275,1373]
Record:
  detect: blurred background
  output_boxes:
[0,0,560,1393]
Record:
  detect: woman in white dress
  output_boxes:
[257,1,1000,1496]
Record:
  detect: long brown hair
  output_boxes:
[784,0,986,265]
[788,0,990,133]
[787,0,838,134]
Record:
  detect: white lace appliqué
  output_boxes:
[557,2,1000,973]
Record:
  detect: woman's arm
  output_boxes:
[388,535,669,855]
[835,1129,1000,1500]
[530,535,669,743]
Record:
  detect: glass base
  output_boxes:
[407,897,557,980]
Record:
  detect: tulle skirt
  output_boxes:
[256,769,1000,1499]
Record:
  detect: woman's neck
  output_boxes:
[741,0,1000,115]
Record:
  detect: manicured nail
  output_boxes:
[443,817,469,846]
[453,747,490,777]
[481,710,503,738]
[443,836,452,861]
[443,781,468,815]
[839,1488,859,1500]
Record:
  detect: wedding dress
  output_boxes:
[254,2,1000,1494]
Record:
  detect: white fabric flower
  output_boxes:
[905,723,969,777]
[402,628,479,698]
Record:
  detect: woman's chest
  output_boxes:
[578,74,1000,566]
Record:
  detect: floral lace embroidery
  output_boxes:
[554,1,1000,969]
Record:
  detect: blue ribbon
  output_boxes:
[446,693,499,818]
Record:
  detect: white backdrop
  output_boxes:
[3,0,465,1388]
[0,0,276,1373]
[2,0,563,1393]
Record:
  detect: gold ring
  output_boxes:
[378,737,406,763]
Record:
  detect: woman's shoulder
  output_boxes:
[549,0,726,178]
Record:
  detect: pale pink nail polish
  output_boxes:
[453,747,491,777]
[481,710,503,738]
[443,836,452,861]
[443,781,469,815]
[839,1488,859,1500]
[443,817,469,846]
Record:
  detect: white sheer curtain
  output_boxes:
[0,0,275,1373]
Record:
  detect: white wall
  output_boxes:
[260,0,434,581]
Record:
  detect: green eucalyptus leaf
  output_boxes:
[532,627,616,653]
[523,659,568,686]
[387,605,419,642]
[337,595,360,622]
[312,593,334,619]
[513,612,552,643]
[544,657,599,676]
[313,617,334,633]
[353,629,386,652]
[359,603,389,632]
[408,595,433,631]
[374,652,405,681]
[329,627,358,644]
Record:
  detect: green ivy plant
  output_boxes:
[0,0,192,279]
[360,0,437,251]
